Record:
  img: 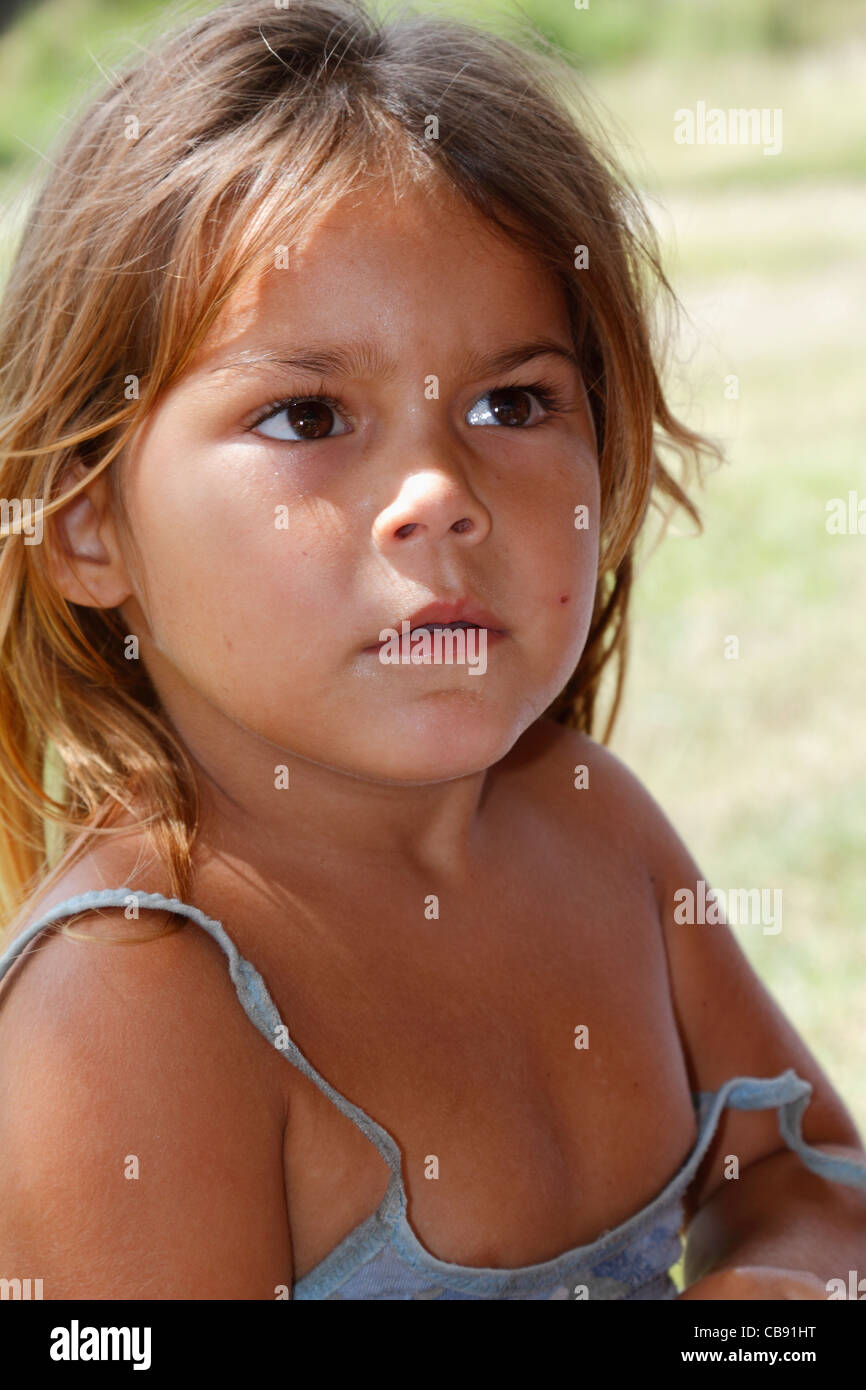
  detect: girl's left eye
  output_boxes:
[466,382,571,428]
[246,380,572,442]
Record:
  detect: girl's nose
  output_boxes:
[372,468,492,551]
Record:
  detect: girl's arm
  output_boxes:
[0,912,293,1299]
[646,785,866,1296]
[584,734,866,1297]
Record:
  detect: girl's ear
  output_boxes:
[50,462,135,609]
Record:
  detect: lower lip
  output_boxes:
[362,627,508,655]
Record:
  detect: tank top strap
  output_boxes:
[692,1069,866,1192]
[0,886,407,1206]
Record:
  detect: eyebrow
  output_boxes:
[205,337,581,382]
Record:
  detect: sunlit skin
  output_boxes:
[55,174,599,883]
[36,173,866,1303]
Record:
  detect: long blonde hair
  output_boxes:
[0,0,719,937]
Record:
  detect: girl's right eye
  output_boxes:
[249,395,352,442]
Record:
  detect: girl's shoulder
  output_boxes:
[0,823,283,1067]
[504,716,674,855]
[0,830,293,1297]
[0,827,282,1066]
[1,803,182,948]
[524,719,865,1218]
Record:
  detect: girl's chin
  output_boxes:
[350,708,534,781]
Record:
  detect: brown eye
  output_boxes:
[284,400,335,439]
[465,384,565,429]
[487,388,534,427]
[253,396,351,442]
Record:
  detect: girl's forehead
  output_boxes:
[195,181,568,367]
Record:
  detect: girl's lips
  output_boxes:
[406,598,505,631]
[362,596,508,652]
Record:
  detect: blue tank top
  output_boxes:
[2,885,865,1300]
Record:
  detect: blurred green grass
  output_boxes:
[1,0,864,1292]
[610,172,866,1126]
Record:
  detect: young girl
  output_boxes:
[0,0,863,1302]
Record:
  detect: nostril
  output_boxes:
[451,518,472,533]
[395,523,418,538]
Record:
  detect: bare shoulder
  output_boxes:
[503,716,670,852]
[517,719,864,1212]
[0,844,292,1298]
[539,728,861,1206]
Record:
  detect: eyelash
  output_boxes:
[245,378,574,437]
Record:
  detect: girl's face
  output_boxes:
[114,177,600,784]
